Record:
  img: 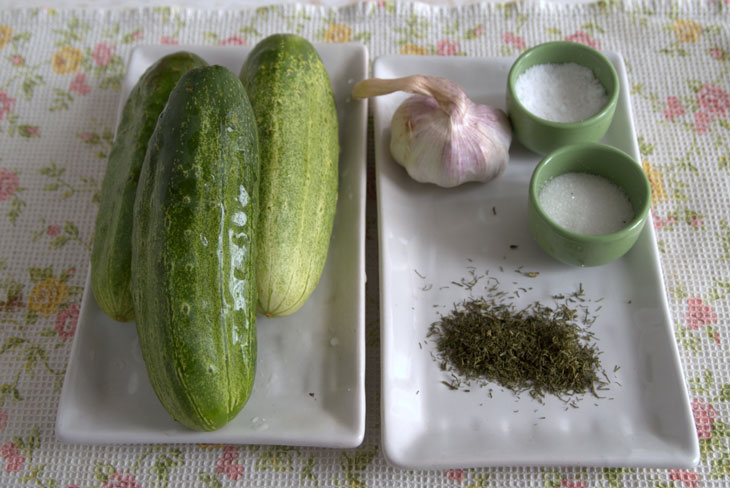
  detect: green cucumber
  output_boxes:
[239,34,339,317]
[91,51,207,322]
[131,65,259,431]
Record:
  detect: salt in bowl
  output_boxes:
[527,142,651,267]
[506,41,620,155]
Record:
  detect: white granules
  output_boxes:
[515,63,608,123]
[539,172,634,235]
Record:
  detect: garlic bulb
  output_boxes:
[352,75,512,188]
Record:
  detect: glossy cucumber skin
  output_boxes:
[91,51,207,322]
[240,34,339,317]
[132,65,260,431]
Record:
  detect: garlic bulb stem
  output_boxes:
[352,75,467,118]
[351,74,512,188]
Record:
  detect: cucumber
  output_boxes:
[91,51,207,322]
[131,65,259,431]
[239,34,339,317]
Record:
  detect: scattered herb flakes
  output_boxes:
[492,206,497,216]
[427,285,609,404]
[442,380,459,390]
[510,244,518,249]
[414,269,426,279]
[515,266,540,278]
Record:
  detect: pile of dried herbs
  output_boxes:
[428,285,608,403]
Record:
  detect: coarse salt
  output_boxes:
[539,172,634,235]
[515,63,608,123]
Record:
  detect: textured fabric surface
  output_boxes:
[1,1,729,486]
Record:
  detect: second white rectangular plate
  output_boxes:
[56,43,368,447]
[374,53,699,469]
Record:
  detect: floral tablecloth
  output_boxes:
[1,1,729,487]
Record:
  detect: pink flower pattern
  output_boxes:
[101,472,141,488]
[696,84,730,117]
[160,36,179,45]
[692,398,717,440]
[23,126,40,138]
[0,91,16,120]
[561,480,586,488]
[437,39,461,56]
[0,410,7,430]
[78,132,95,143]
[55,303,80,341]
[220,35,246,46]
[1,442,25,473]
[215,445,244,481]
[11,55,24,66]
[653,214,677,230]
[663,96,685,120]
[446,468,464,482]
[669,469,700,488]
[0,168,20,202]
[502,31,526,50]
[47,224,61,236]
[684,297,718,329]
[565,31,600,48]
[69,73,91,96]
[92,42,115,67]
[709,48,725,59]
[693,109,712,135]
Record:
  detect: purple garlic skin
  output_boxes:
[390,94,512,188]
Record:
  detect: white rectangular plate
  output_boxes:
[56,43,368,447]
[375,53,699,468]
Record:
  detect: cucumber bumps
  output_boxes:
[91,51,206,322]
[132,65,259,431]
[240,34,339,317]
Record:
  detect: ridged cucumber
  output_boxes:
[239,34,339,317]
[131,65,259,431]
[91,51,207,322]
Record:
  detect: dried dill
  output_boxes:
[427,288,607,403]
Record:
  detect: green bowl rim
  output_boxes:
[508,41,620,129]
[529,142,652,243]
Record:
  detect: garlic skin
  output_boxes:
[351,74,512,188]
[390,93,511,187]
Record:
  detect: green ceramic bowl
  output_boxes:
[507,41,620,155]
[528,143,652,267]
